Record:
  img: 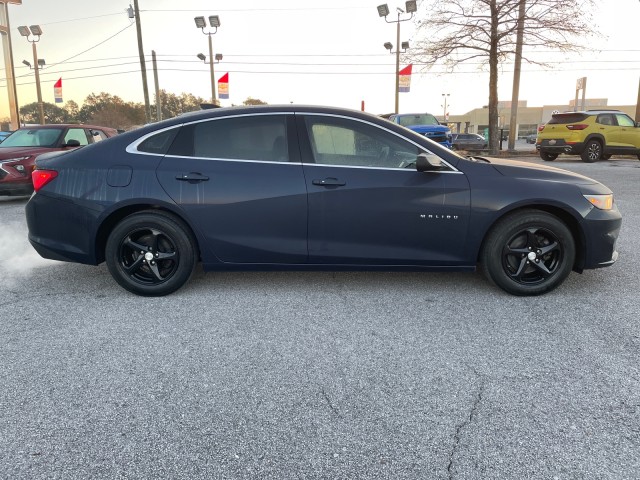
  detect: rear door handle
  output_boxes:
[176,172,210,182]
[312,178,346,187]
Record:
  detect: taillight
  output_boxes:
[538,125,545,132]
[32,169,58,192]
[566,124,589,130]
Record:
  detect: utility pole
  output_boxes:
[635,77,640,122]
[152,50,161,121]
[508,0,526,151]
[0,0,21,129]
[132,0,151,123]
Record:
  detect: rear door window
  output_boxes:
[64,128,89,145]
[169,115,289,162]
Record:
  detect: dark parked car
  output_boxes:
[451,133,487,150]
[526,133,538,144]
[26,105,621,297]
[0,124,118,196]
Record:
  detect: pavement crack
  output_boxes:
[321,387,340,417]
[447,370,485,480]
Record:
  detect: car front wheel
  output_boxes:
[581,140,602,163]
[539,151,558,161]
[105,211,198,296]
[480,210,575,296]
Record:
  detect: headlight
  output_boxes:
[0,156,31,164]
[584,194,613,210]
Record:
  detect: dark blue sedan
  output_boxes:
[26,105,621,296]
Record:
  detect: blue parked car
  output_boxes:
[387,113,452,148]
[26,105,621,296]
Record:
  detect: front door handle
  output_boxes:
[312,178,346,187]
[176,172,210,183]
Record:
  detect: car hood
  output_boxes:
[407,124,450,133]
[0,146,54,159]
[481,157,599,185]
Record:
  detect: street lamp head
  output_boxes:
[215,53,223,61]
[17,25,30,36]
[401,41,410,50]
[22,59,31,67]
[197,53,206,61]
[384,42,393,51]
[405,0,417,14]
[377,4,389,17]
[38,59,45,67]
[29,25,43,36]
[209,15,221,28]
[194,16,207,29]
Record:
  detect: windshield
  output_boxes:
[0,128,63,148]
[397,114,439,127]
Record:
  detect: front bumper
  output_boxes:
[580,204,622,270]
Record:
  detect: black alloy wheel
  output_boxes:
[105,211,198,296]
[581,140,602,163]
[481,210,575,296]
[539,151,558,161]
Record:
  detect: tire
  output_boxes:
[480,210,575,296]
[539,151,558,161]
[105,211,198,296]
[581,139,602,163]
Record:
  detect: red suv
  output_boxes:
[0,124,118,196]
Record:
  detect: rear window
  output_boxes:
[548,113,588,124]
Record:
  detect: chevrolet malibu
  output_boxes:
[26,105,621,296]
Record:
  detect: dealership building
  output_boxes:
[446,99,638,138]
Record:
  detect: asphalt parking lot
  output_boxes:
[1,155,639,479]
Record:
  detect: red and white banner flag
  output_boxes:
[54,78,63,103]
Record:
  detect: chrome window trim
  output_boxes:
[161,154,301,166]
[125,112,293,156]
[125,110,460,173]
[302,163,463,174]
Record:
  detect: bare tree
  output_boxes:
[412,0,597,154]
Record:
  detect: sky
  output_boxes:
[1,0,639,121]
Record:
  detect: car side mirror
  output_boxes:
[416,153,443,172]
[64,139,81,147]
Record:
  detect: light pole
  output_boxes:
[195,15,221,105]
[17,24,45,125]
[377,1,417,114]
[441,93,450,122]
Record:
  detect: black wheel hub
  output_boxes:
[501,226,563,285]
[118,228,179,285]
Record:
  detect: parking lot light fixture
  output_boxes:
[378,4,415,114]
[384,42,393,51]
[17,24,45,124]
[377,4,390,17]
[195,14,221,105]
[197,53,206,61]
[215,53,223,62]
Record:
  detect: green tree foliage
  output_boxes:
[243,97,268,106]
[153,90,208,121]
[63,100,80,123]
[77,92,146,130]
[19,102,70,124]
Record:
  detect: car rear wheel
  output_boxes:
[581,140,602,163]
[105,211,198,296]
[539,151,558,161]
[480,210,575,296]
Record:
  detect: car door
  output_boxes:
[614,113,640,149]
[156,113,308,264]
[297,113,470,265]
